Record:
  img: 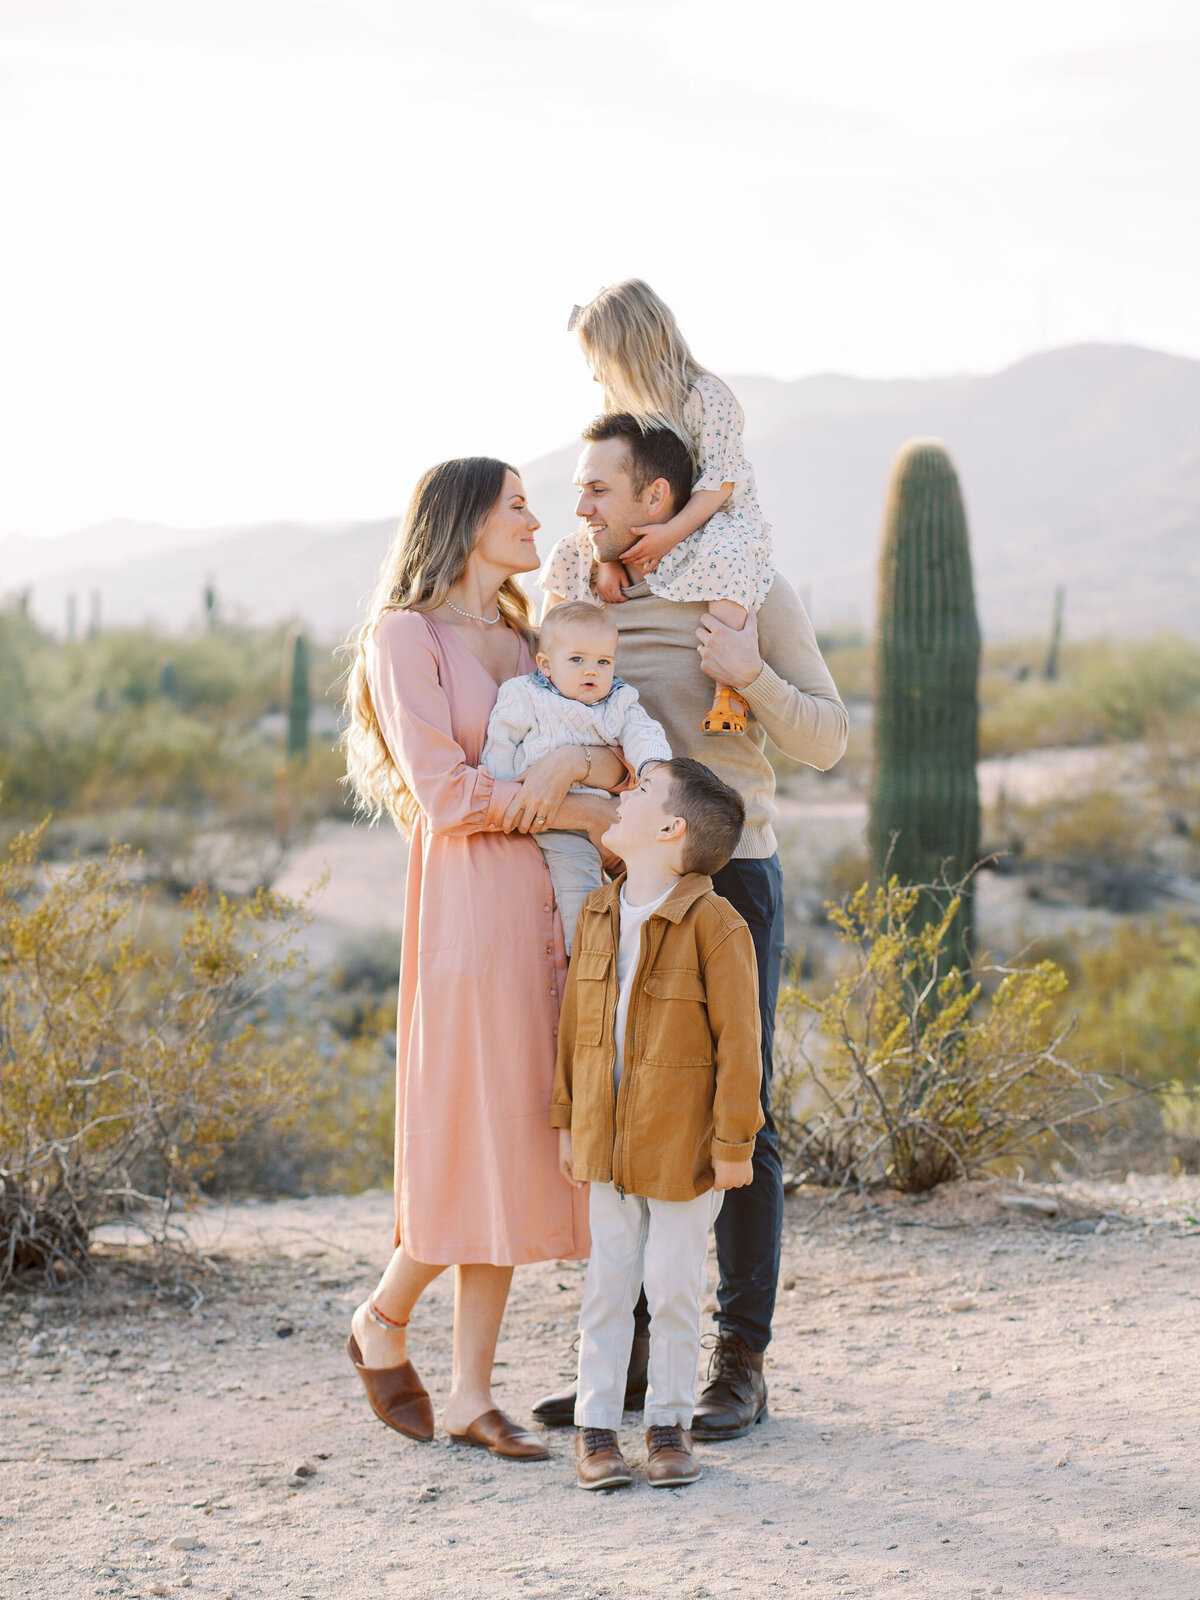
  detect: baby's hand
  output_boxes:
[595,561,629,604]
[712,1157,754,1192]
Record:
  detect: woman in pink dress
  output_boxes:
[342,457,625,1460]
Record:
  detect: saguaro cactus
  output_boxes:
[286,633,310,761]
[1043,584,1065,681]
[869,440,981,967]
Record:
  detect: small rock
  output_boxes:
[148,1587,169,1597]
[415,1484,440,1503]
[173,1579,193,1590]
[291,1461,317,1478]
[782,1279,796,1291]
[996,1193,1059,1216]
[948,1298,977,1313]
[1095,1219,1110,1235]
[28,1332,51,1357]
[169,1536,203,1551]
[274,1320,295,1338]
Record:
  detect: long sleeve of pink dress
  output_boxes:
[366,609,589,1266]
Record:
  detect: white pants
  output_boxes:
[535,829,603,955]
[575,1183,723,1429]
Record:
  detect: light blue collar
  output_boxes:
[532,669,626,703]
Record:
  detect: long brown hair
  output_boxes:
[343,457,535,832]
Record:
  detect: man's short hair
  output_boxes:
[662,756,746,877]
[539,599,617,653]
[581,413,693,515]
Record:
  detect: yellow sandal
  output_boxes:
[702,685,750,736]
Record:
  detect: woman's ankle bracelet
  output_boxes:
[366,1295,410,1331]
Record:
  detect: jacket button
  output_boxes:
[543,903,552,913]
[553,1026,558,1036]
[549,987,557,997]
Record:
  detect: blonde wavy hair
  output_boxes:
[573,279,708,458]
[343,457,535,833]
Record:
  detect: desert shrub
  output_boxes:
[0,605,347,834]
[1146,708,1200,870]
[0,820,318,1286]
[1001,788,1161,911]
[1063,920,1200,1088]
[774,876,1120,1193]
[209,1000,395,1197]
[980,634,1200,757]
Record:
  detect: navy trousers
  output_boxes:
[633,854,785,1354]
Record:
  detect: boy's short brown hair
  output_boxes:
[662,757,746,877]
[538,599,617,653]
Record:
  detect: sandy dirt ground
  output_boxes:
[3,1175,1199,1600]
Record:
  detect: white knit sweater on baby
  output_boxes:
[482,673,671,796]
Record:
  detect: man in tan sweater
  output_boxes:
[532,412,848,1440]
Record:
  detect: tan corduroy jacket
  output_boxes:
[551,873,764,1202]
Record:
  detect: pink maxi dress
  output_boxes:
[366,608,590,1266]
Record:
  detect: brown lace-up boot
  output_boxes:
[691,1333,768,1440]
[644,1424,701,1486]
[533,1332,650,1427]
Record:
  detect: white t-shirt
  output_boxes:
[613,881,677,1091]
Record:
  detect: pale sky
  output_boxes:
[2,0,1198,537]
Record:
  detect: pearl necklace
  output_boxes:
[446,599,502,625]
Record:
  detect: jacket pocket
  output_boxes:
[641,968,711,1066]
[572,948,611,1047]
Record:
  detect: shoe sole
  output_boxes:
[690,1403,769,1443]
[648,1471,701,1487]
[577,1473,633,1491]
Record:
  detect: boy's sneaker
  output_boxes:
[575,1427,633,1490]
[645,1424,701,1486]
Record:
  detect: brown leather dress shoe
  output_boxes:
[532,1332,650,1427]
[575,1428,633,1490]
[346,1334,435,1442]
[691,1334,768,1441]
[447,1408,550,1461]
[645,1424,700,1486]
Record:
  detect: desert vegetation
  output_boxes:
[2,566,1200,1287]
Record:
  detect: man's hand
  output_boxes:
[502,746,588,834]
[696,607,764,691]
[595,561,629,604]
[559,1128,584,1188]
[713,1157,754,1192]
[623,521,683,573]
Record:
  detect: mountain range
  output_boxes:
[3,343,1197,641]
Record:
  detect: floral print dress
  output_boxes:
[541,372,774,611]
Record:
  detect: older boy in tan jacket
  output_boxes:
[553,757,763,1490]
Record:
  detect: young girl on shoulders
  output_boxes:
[566,278,773,736]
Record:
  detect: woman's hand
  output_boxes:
[559,1128,584,1189]
[502,746,589,834]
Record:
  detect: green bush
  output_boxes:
[774,876,1118,1193]
[980,635,1200,757]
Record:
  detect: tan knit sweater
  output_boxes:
[544,560,849,860]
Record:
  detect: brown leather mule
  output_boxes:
[346,1334,435,1442]
[447,1408,549,1461]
